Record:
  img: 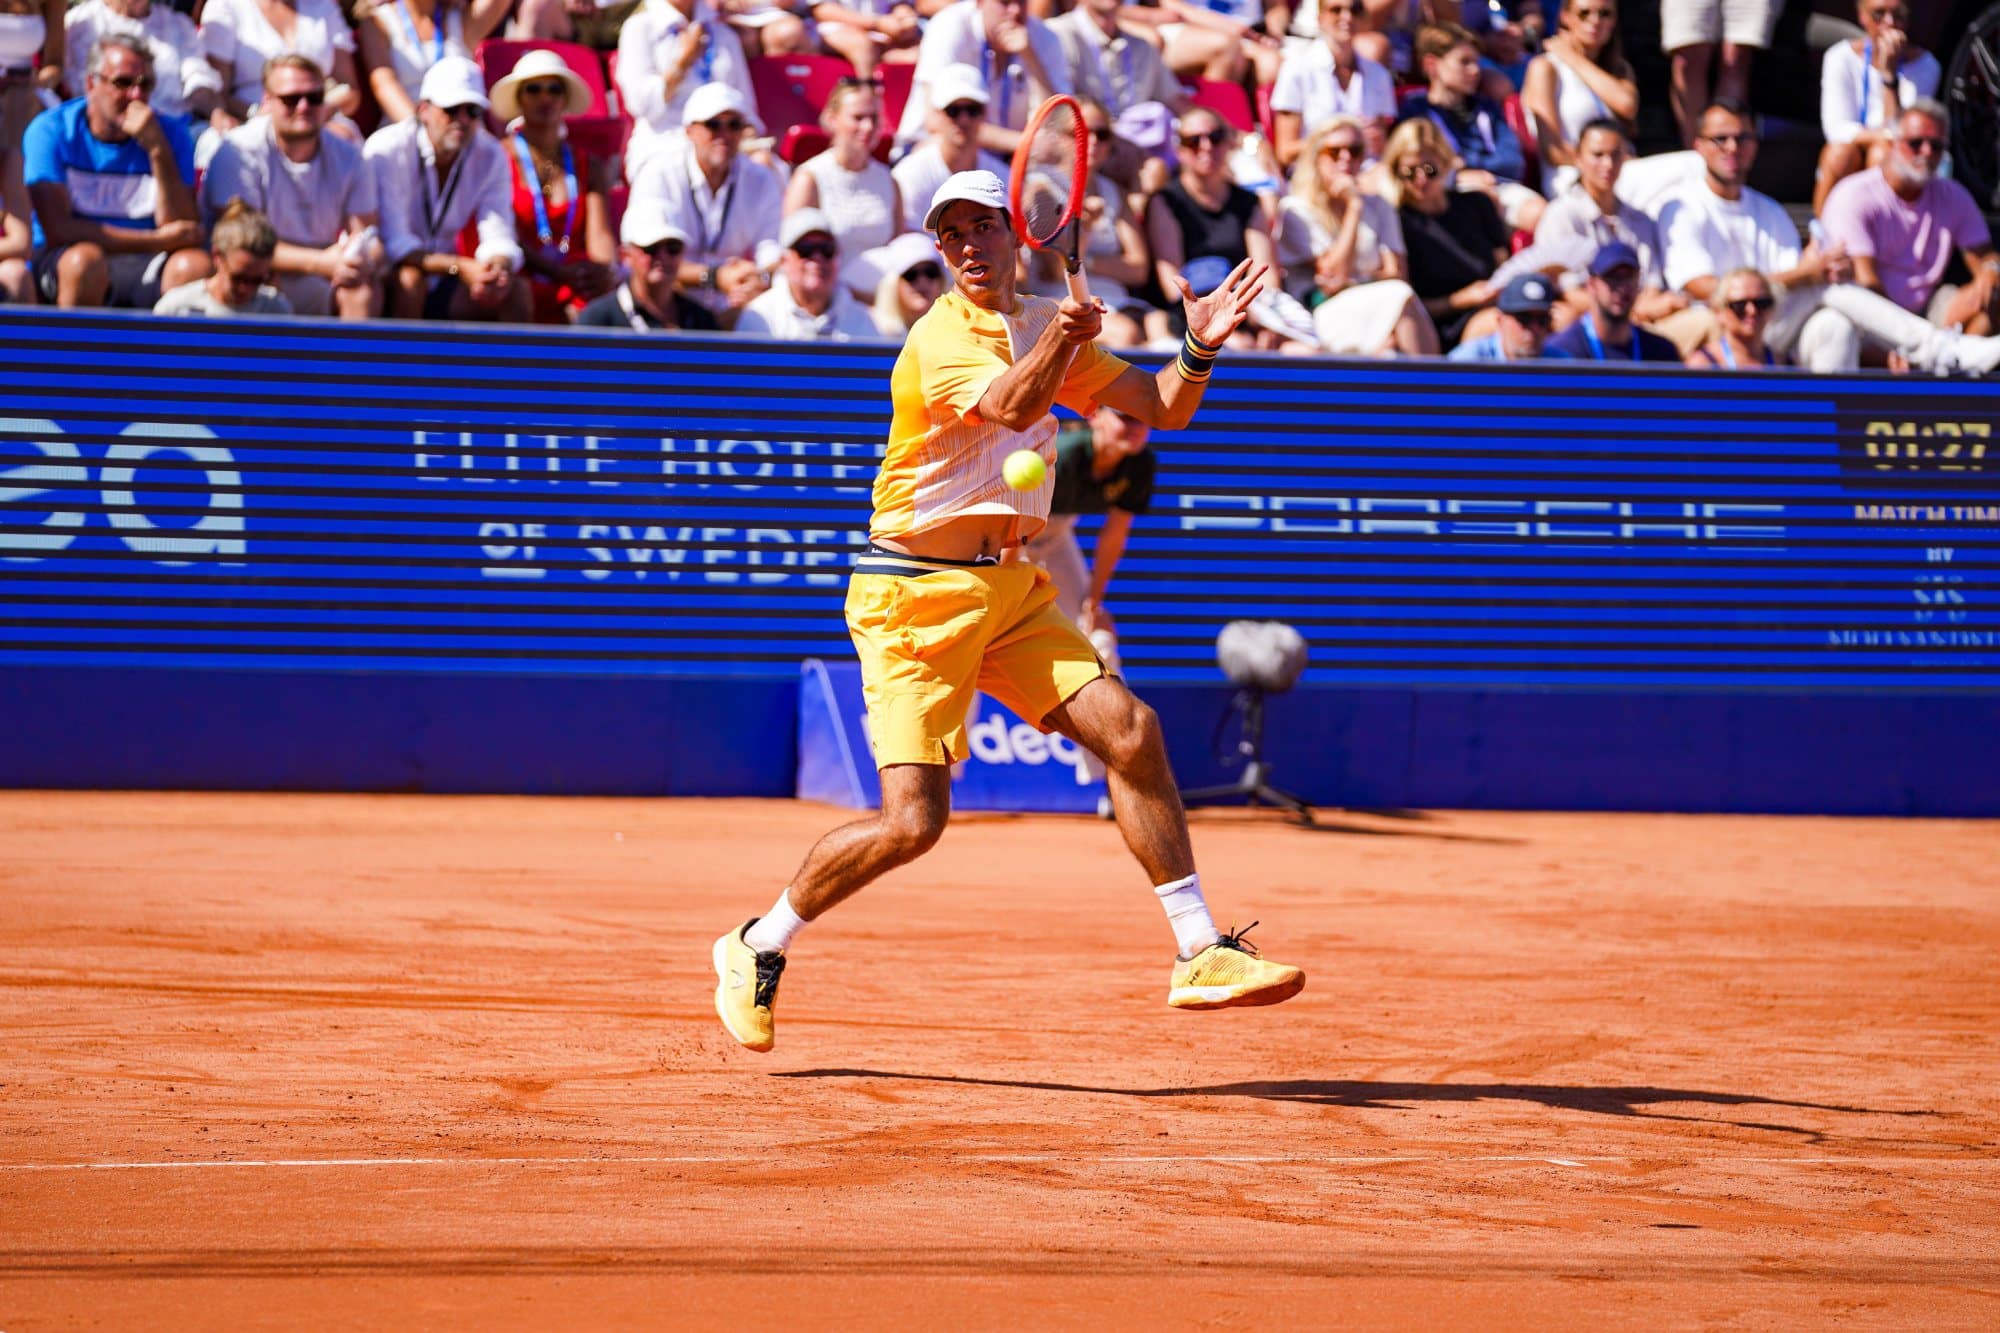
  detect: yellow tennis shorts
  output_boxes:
[845,551,1108,768]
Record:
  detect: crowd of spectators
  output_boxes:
[0,0,1995,373]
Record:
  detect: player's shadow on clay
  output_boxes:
[777,1070,1931,1138]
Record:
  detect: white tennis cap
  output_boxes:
[682,81,762,131]
[779,207,838,251]
[621,205,690,250]
[419,57,490,111]
[924,170,1008,232]
[929,63,989,112]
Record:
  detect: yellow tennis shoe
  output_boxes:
[713,920,786,1052]
[1168,922,1305,1010]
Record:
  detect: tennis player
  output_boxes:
[714,170,1303,1052]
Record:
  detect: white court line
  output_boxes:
[1,1154,1994,1173]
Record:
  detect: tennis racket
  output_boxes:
[1008,94,1092,304]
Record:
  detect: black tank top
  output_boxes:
[1157,179,1258,269]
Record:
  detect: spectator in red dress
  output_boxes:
[489,49,616,322]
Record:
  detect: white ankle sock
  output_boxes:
[742,890,807,954]
[1155,873,1220,958]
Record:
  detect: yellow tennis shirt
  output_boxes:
[872,289,1129,545]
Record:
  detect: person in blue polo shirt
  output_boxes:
[23,32,207,308]
[1449,271,1554,361]
[1543,240,1684,363]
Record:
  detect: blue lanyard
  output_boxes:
[694,18,716,84]
[1578,314,1639,363]
[511,132,577,253]
[396,0,446,66]
[981,46,1016,124]
[1860,40,1873,124]
[1718,338,1773,370]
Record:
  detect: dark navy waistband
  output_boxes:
[853,544,1003,577]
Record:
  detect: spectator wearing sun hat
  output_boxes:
[616,0,758,178]
[575,206,720,330]
[625,81,783,323]
[365,55,527,321]
[733,206,880,340]
[1448,272,1556,361]
[490,48,618,323]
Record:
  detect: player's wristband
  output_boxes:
[1176,331,1218,383]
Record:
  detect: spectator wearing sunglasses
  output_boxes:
[575,206,718,330]
[784,76,902,284]
[1813,0,1937,214]
[1542,241,1682,362]
[357,0,507,126]
[198,0,363,151]
[866,229,948,337]
[1381,116,1508,348]
[891,63,1006,233]
[1277,117,1436,357]
[1145,107,1288,350]
[1398,22,1542,233]
[894,0,1069,153]
[1519,0,1636,200]
[626,82,782,323]
[1447,271,1553,362]
[616,0,756,178]
[201,55,383,319]
[64,0,221,122]
[366,56,527,320]
[732,206,878,340]
[23,34,210,308]
[490,49,617,322]
[1820,101,1997,339]
[1269,0,1394,171]
[1684,267,1785,368]
[154,197,291,315]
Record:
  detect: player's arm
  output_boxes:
[1096,259,1266,431]
[973,295,1102,430]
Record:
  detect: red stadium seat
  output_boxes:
[565,114,630,163]
[1185,79,1254,134]
[748,53,857,142]
[477,39,611,117]
[778,126,894,167]
[878,61,914,130]
[604,50,623,119]
[605,182,630,239]
[1254,82,1275,139]
[1502,92,1539,192]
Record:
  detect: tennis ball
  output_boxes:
[1002,449,1047,491]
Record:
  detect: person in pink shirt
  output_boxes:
[1819,99,1998,337]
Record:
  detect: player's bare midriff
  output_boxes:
[871,513,1024,564]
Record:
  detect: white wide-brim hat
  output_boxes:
[490,48,593,122]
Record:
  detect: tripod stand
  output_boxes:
[1179,685,1315,824]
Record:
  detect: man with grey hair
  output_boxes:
[22,32,209,308]
[64,0,221,121]
[1820,98,1999,339]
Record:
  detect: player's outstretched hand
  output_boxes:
[1057,292,1103,345]
[1177,259,1268,349]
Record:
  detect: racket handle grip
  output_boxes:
[1065,268,1090,304]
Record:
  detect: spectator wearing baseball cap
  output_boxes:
[575,207,719,330]
[1448,273,1555,361]
[1543,241,1684,363]
[891,64,1009,234]
[615,0,758,179]
[733,206,879,340]
[625,82,782,324]
[364,56,528,321]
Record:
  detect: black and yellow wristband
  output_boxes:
[1176,330,1218,383]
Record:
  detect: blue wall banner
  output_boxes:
[2,308,1995,812]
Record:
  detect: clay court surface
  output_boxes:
[2,792,1996,1327]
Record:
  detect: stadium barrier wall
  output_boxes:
[2,309,1995,814]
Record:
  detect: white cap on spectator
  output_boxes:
[622,206,691,250]
[923,170,1009,232]
[929,63,990,112]
[419,56,490,111]
[780,207,838,251]
[682,82,762,132]
[847,231,945,295]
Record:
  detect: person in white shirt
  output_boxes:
[894,0,1069,154]
[1047,0,1184,123]
[364,56,527,320]
[202,53,382,318]
[1519,0,1638,199]
[1658,98,2000,374]
[64,0,221,120]
[1269,0,1394,170]
[615,0,756,179]
[198,0,363,143]
[783,75,901,268]
[1812,0,1939,213]
[733,205,879,339]
[625,81,782,323]
[356,0,508,125]
[890,62,1006,234]
[154,197,293,315]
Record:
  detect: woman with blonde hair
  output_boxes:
[1382,115,1510,348]
[783,75,902,284]
[1685,267,1788,369]
[868,231,948,338]
[1277,115,1437,356]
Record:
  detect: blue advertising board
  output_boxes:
[1,308,1995,811]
